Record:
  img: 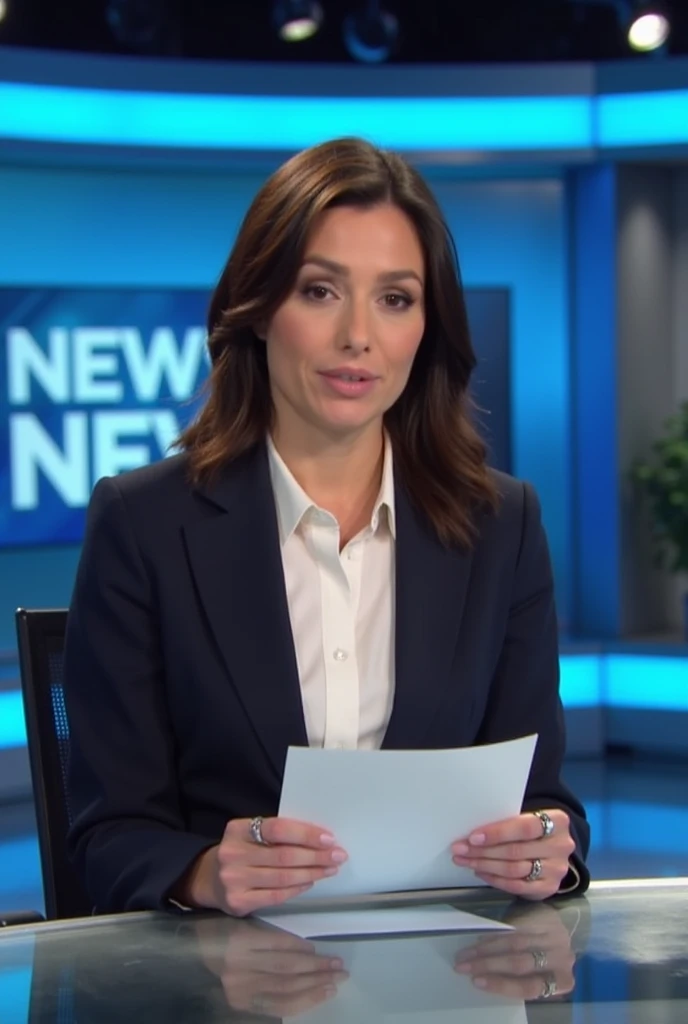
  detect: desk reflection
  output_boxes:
[193,916,348,1018]
[189,901,586,1022]
[21,900,588,1023]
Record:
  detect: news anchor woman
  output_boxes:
[63,137,589,918]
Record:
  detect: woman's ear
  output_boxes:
[253,321,268,342]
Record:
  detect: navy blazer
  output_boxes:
[64,443,590,913]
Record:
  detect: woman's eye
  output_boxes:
[303,284,332,301]
[384,293,413,308]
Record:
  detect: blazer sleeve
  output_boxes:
[476,482,591,896]
[64,475,215,913]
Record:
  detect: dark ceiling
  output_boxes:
[0,0,686,64]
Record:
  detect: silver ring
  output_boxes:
[249,815,271,846]
[531,949,548,971]
[540,975,557,999]
[525,858,543,882]
[533,811,555,838]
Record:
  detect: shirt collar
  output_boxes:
[267,434,396,545]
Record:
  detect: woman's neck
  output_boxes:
[271,425,385,545]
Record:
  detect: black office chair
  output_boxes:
[0,910,44,927]
[15,608,92,920]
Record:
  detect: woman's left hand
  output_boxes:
[451,809,576,900]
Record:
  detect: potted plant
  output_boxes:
[631,401,688,637]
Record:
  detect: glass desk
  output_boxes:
[1,879,687,1022]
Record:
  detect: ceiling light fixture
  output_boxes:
[273,0,324,42]
[571,1,671,55]
[343,0,399,63]
[627,6,671,51]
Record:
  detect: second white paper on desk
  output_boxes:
[278,734,537,899]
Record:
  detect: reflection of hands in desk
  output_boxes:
[193,916,349,1018]
[454,904,577,1002]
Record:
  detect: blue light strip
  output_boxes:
[605,655,688,711]
[0,81,686,152]
[0,654,687,751]
[559,654,602,707]
[597,89,688,147]
[0,83,594,151]
[0,691,26,749]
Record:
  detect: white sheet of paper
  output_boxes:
[278,734,537,899]
[256,904,512,939]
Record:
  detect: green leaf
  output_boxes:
[631,400,688,572]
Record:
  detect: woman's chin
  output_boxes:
[315,412,381,437]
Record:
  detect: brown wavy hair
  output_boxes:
[177,137,499,547]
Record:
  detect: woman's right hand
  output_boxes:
[179,817,348,917]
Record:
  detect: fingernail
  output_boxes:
[469,833,486,846]
[329,958,343,970]
[473,977,487,988]
[323,867,339,876]
[331,849,348,864]
[453,843,469,856]
[455,963,472,973]
[320,833,336,847]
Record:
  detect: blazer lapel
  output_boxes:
[183,444,308,782]
[383,484,474,750]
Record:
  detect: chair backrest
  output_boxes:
[15,608,91,920]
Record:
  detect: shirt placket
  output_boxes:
[307,517,360,750]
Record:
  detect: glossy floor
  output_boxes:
[1,754,688,915]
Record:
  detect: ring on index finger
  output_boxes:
[532,811,555,838]
[249,816,272,847]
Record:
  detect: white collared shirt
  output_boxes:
[267,437,396,751]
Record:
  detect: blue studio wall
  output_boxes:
[2,49,688,775]
[0,166,570,650]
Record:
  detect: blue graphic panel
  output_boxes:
[0,289,209,545]
[0,287,510,547]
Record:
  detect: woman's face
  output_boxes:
[263,203,426,447]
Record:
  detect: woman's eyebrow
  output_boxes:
[302,255,423,286]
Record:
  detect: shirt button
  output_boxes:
[333,648,348,662]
